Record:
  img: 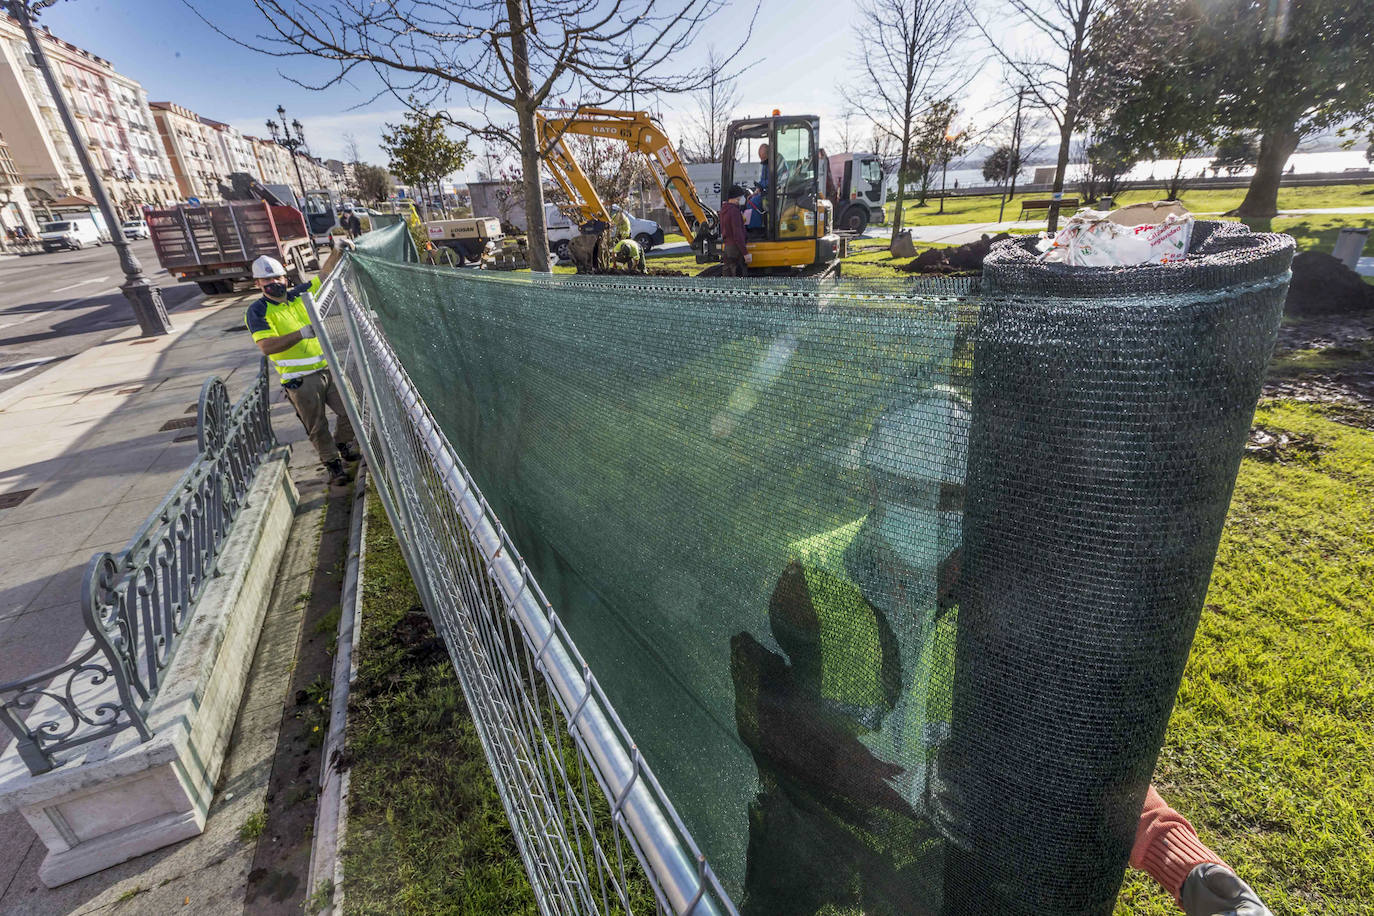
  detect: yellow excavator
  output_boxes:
[535,107,843,274]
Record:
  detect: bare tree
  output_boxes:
[850,0,973,239]
[550,132,651,211]
[680,48,742,163]
[975,0,1105,231]
[219,0,751,272]
[832,107,863,154]
[342,131,362,164]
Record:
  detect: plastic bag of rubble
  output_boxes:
[1042,201,1194,267]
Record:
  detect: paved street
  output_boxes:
[0,241,211,397]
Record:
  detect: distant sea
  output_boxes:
[936,149,1372,191]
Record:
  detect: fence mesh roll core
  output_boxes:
[338,220,1293,915]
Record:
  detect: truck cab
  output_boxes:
[827,152,887,233]
[303,188,340,240]
[714,114,839,271]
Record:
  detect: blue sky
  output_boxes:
[34,0,1012,179]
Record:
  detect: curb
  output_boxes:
[305,463,367,914]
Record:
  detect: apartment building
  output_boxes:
[0,16,179,218]
[0,130,35,235]
[247,134,295,187]
[201,117,258,178]
[149,101,231,201]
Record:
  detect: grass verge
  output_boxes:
[887,182,1374,227]
[1115,401,1374,915]
[341,494,538,915]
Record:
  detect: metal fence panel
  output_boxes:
[306,273,735,916]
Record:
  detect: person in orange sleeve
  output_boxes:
[1134,785,1271,915]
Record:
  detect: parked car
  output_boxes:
[121,219,150,240]
[39,217,104,251]
[611,205,666,250]
[544,204,664,261]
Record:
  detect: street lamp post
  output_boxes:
[266,107,319,257]
[8,0,171,335]
[938,122,961,216]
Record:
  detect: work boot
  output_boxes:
[324,458,353,487]
[337,440,361,463]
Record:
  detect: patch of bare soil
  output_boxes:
[1245,427,1325,463]
[1264,315,1374,429]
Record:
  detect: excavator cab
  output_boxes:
[714,114,840,272]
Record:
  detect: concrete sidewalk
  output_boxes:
[0,295,334,913]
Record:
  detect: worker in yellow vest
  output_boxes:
[613,237,647,273]
[244,241,358,486]
[611,206,633,245]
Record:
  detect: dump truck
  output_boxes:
[147,200,318,295]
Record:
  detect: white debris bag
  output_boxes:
[1042,201,1194,266]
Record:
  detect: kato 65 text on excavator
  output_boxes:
[535,107,844,274]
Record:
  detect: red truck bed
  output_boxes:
[147,201,310,285]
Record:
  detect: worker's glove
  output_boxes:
[1180,864,1271,916]
[744,253,753,264]
[297,324,317,340]
[332,236,356,251]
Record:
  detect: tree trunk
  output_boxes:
[1236,125,1300,219]
[892,132,911,235]
[1166,155,1186,201]
[514,106,550,272]
[506,0,550,272]
[1047,117,1074,232]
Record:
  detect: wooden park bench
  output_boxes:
[1018,197,1080,219]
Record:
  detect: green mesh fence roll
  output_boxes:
[344,220,1292,914]
[938,222,1294,915]
[354,219,416,262]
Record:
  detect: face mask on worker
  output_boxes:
[263,281,288,300]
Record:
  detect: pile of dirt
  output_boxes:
[1284,251,1374,317]
[898,233,1011,274]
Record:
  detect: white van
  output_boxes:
[544,204,663,261]
[40,217,105,251]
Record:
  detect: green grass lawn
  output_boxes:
[341,495,538,915]
[1115,401,1374,915]
[887,182,1374,228]
[532,181,1372,280]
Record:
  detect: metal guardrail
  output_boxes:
[305,270,736,916]
[0,358,278,776]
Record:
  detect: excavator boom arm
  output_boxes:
[535,108,715,243]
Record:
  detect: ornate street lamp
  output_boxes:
[7,0,170,335]
[266,106,318,255]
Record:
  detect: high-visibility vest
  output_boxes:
[244,277,328,382]
[771,517,956,738]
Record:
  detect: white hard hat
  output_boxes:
[252,255,286,279]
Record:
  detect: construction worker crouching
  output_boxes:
[244,241,359,487]
[613,236,647,273]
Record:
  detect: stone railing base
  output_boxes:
[0,447,297,887]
